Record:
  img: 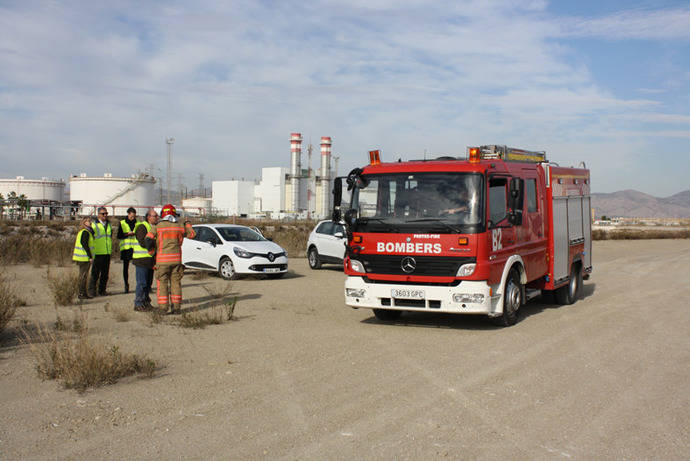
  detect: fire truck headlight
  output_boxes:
[346,288,366,298]
[350,260,366,273]
[453,293,485,304]
[456,263,476,277]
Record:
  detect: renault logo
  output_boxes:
[401,256,416,273]
[267,252,275,262]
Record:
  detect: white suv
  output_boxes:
[306,220,347,269]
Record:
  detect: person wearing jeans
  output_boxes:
[132,209,158,311]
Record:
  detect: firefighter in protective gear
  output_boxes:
[147,204,195,314]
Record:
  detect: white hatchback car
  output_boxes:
[182,224,288,280]
[306,220,347,269]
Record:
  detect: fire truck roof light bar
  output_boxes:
[468,145,547,163]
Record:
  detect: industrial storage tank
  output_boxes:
[0,176,65,201]
[182,197,212,216]
[70,173,156,216]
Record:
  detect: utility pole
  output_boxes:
[166,137,175,204]
[198,173,204,197]
[177,173,184,204]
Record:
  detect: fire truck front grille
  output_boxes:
[357,255,475,277]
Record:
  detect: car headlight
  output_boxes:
[456,263,476,277]
[281,247,287,257]
[233,247,253,258]
[346,288,366,298]
[453,293,485,304]
[349,259,366,273]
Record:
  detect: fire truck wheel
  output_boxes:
[492,269,521,327]
[308,247,322,269]
[556,263,582,305]
[373,309,402,321]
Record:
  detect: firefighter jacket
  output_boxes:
[72,228,95,262]
[92,220,113,255]
[150,218,195,265]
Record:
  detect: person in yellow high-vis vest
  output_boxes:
[88,206,113,297]
[73,216,95,300]
[117,207,138,293]
[132,209,159,311]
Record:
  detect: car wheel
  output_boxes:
[492,269,521,327]
[308,247,321,269]
[373,309,402,321]
[218,256,237,280]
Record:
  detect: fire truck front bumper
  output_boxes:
[344,276,495,315]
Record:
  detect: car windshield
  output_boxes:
[216,227,266,242]
[351,172,483,233]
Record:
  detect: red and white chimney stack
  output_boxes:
[320,136,332,217]
[290,133,302,212]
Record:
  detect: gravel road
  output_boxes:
[0,239,688,459]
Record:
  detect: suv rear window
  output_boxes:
[316,222,334,234]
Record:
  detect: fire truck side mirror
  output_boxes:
[509,177,524,226]
[332,177,343,223]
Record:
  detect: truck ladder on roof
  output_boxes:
[478,145,547,163]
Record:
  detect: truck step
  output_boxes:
[525,289,542,301]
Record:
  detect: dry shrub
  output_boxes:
[593,228,690,240]
[46,269,80,306]
[192,270,210,280]
[54,308,86,333]
[202,283,233,299]
[26,324,157,391]
[176,299,237,329]
[149,310,164,326]
[0,235,74,266]
[0,272,26,334]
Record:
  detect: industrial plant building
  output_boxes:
[210,134,334,219]
[2,133,335,220]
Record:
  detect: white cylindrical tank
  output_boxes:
[69,173,156,216]
[182,197,212,216]
[0,176,65,201]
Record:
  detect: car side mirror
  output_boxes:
[209,241,216,247]
[509,177,524,226]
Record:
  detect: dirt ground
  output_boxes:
[1,239,689,460]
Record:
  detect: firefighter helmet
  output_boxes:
[161,203,178,218]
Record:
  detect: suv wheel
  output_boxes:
[308,247,321,269]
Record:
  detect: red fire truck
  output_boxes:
[332,145,592,326]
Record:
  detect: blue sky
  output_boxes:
[0,0,688,196]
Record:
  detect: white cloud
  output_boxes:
[560,7,690,40]
[0,1,688,196]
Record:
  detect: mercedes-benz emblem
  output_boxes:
[401,256,416,273]
[406,237,411,242]
[267,252,275,262]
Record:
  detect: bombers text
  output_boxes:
[376,242,442,254]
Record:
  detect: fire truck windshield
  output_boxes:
[350,173,483,233]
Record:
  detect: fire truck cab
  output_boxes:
[333,145,591,326]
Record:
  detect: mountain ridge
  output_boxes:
[591,189,690,219]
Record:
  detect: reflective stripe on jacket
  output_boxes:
[132,221,154,259]
[73,228,94,262]
[92,221,112,255]
[154,220,195,264]
[119,220,137,251]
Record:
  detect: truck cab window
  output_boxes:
[489,178,508,225]
[526,178,537,212]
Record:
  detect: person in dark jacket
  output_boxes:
[117,207,138,293]
[132,209,159,311]
[73,217,95,300]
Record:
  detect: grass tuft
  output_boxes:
[46,269,80,306]
[176,299,237,329]
[0,272,26,334]
[25,324,158,391]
